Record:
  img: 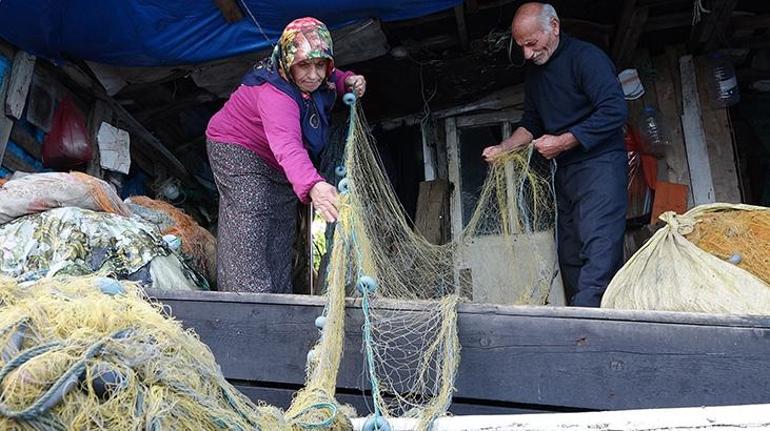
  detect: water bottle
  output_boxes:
[708,51,740,108]
[637,105,668,157]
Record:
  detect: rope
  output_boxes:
[0,329,128,420]
[289,401,339,429]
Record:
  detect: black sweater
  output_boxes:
[518,34,628,166]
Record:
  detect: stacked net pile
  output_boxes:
[0,275,284,430]
[603,203,770,314]
[125,196,217,286]
[290,101,558,430]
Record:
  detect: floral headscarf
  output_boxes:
[273,17,335,80]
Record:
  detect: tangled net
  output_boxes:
[0,98,558,430]
[291,99,558,429]
[686,209,770,285]
[0,275,285,430]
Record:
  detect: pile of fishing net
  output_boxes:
[290,99,559,430]
[0,172,208,291]
[125,196,217,286]
[603,203,770,314]
[0,275,300,430]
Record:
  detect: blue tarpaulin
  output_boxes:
[0,0,460,67]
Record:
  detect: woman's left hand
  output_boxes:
[344,75,367,98]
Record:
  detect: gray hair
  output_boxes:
[539,3,559,32]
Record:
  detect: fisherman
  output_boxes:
[482,2,628,306]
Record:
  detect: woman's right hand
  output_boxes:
[309,181,340,222]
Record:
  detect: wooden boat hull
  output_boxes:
[148,290,770,415]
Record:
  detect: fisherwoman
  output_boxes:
[206,17,366,293]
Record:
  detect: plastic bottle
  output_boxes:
[637,105,669,157]
[708,51,740,108]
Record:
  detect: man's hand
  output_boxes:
[309,181,339,222]
[344,75,367,97]
[481,144,508,162]
[533,132,579,160]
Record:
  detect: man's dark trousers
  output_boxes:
[555,150,628,307]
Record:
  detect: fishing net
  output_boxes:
[602,203,770,314]
[125,196,217,286]
[290,99,558,429]
[0,275,284,430]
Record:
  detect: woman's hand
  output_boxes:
[344,74,367,98]
[309,181,340,222]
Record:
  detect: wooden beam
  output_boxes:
[454,4,470,51]
[0,56,14,165]
[732,14,770,32]
[612,3,650,68]
[653,48,691,204]
[415,180,450,245]
[694,56,741,203]
[5,51,35,120]
[351,404,770,430]
[688,0,738,53]
[150,289,770,411]
[679,54,715,205]
[213,0,244,23]
[135,93,216,123]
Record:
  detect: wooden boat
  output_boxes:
[148,289,770,415]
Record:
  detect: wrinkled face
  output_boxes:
[513,17,560,65]
[290,58,328,93]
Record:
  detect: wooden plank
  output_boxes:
[234,385,545,416]
[86,100,111,178]
[150,289,770,412]
[445,118,462,240]
[4,51,35,120]
[414,180,449,245]
[653,49,691,204]
[455,109,522,128]
[0,56,14,164]
[679,55,715,205]
[352,404,770,430]
[694,56,741,203]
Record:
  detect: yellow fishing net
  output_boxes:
[0,99,559,430]
[289,100,559,430]
[602,203,770,314]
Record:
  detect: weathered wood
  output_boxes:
[0,57,14,164]
[150,289,770,412]
[86,99,111,178]
[679,55,715,205]
[234,385,543,415]
[653,49,691,204]
[5,51,35,120]
[352,404,770,431]
[445,118,462,239]
[455,109,522,128]
[415,180,450,245]
[694,56,741,203]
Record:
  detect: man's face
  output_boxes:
[513,18,559,65]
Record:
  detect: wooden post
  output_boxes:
[679,55,715,205]
[5,51,35,120]
[694,56,742,203]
